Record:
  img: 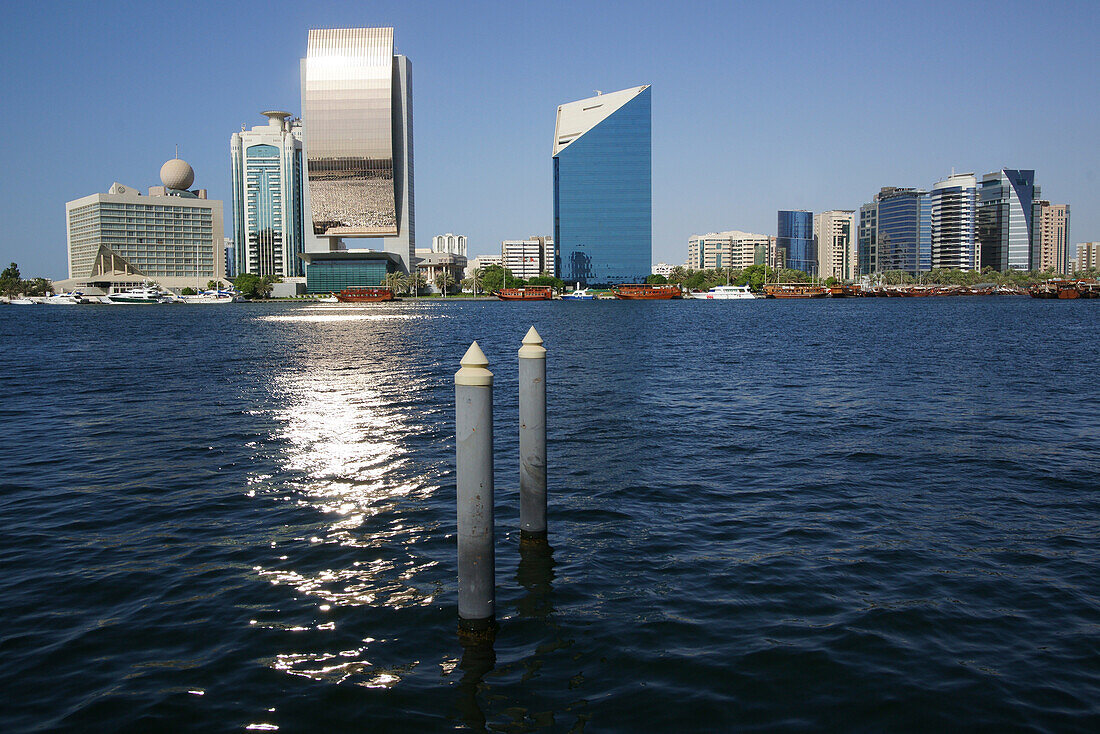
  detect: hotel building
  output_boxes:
[687,231,771,271]
[554,86,651,286]
[432,233,467,257]
[230,111,306,278]
[502,236,556,279]
[814,210,856,281]
[1074,242,1100,273]
[1035,201,1070,274]
[930,173,978,270]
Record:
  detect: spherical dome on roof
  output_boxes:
[160,158,195,191]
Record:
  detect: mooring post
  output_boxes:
[518,326,547,542]
[455,341,495,632]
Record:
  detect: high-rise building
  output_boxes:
[875,188,931,274]
[300,27,414,289]
[224,238,235,279]
[554,86,651,285]
[978,169,1040,271]
[432,233,467,257]
[814,211,856,281]
[858,201,878,276]
[1035,201,1071,274]
[687,231,770,271]
[230,111,305,278]
[502,236,556,279]
[1074,242,1100,273]
[58,159,224,293]
[930,173,978,270]
[777,211,815,275]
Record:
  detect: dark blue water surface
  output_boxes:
[1,298,1098,732]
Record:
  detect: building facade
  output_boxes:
[858,201,878,276]
[415,249,467,292]
[1074,242,1100,273]
[814,210,856,281]
[465,254,503,279]
[224,238,235,279]
[930,173,978,270]
[432,233,467,256]
[230,111,305,278]
[61,160,224,293]
[301,27,414,274]
[687,231,770,271]
[1035,201,1071,274]
[777,210,815,275]
[875,187,931,274]
[978,169,1040,272]
[554,86,651,286]
[651,262,675,277]
[502,236,556,279]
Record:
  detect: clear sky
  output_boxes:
[2,0,1098,277]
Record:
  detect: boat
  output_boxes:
[763,283,828,299]
[688,284,755,300]
[335,287,395,303]
[9,298,37,305]
[493,286,553,301]
[612,284,680,300]
[44,292,84,305]
[105,285,174,304]
[180,289,240,304]
[315,294,339,303]
[561,288,596,300]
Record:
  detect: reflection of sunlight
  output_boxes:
[260,313,431,323]
[250,340,442,687]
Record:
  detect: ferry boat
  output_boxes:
[561,288,596,300]
[335,287,395,303]
[493,286,553,301]
[104,285,174,304]
[763,283,828,299]
[688,285,755,300]
[612,284,680,300]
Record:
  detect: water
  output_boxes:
[1,298,1098,732]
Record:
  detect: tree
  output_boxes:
[0,263,21,297]
[207,280,221,291]
[181,287,198,296]
[23,278,51,296]
[480,265,522,293]
[384,271,405,295]
[406,271,427,296]
[527,274,564,289]
[435,270,456,296]
[463,267,484,295]
[232,273,275,299]
[646,274,668,284]
[667,266,688,284]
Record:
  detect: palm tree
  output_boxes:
[407,271,426,296]
[435,270,456,296]
[465,267,484,296]
[384,271,404,295]
[668,265,688,284]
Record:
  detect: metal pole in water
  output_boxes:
[455,341,495,632]
[518,326,547,542]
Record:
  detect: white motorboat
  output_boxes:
[9,298,37,305]
[44,292,83,305]
[180,289,240,304]
[561,288,597,300]
[315,294,339,303]
[688,285,756,300]
[104,285,174,304]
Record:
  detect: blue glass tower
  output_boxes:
[777,210,815,275]
[554,86,651,286]
[874,188,931,274]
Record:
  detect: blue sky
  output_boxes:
[1,0,1097,277]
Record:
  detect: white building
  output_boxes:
[1074,242,1100,273]
[502,236,556,279]
[432,233,467,257]
[230,111,306,278]
[686,231,770,271]
[465,254,503,278]
[814,210,857,281]
[58,158,224,293]
[930,172,978,270]
[652,262,675,277]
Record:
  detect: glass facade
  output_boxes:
[978,169,1039,271]
[554,87,651,286]
[930,175,977,270]
[303,28,399,237]
[305,257,396,293]
[858,202,878,276]
[875,189,930,274]
[777,210,814,275]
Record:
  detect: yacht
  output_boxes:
[561,288,596,300]
[688,284,756,300]
[104,285,174,304]
[179,289,241,304]
[44,292,84,305]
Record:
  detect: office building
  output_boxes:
[465,254,503,278]
[230,111,305,279]
[432,233,467,257]
[1074,242,1100,273]
[978,169,1040,271]
[858,201,878,276]
[777,211,815,275]
[875,188,931,274]
[651,262,675,277]
[554,85,651,285]
[1035,201,1070,274]
[301,27,415,285]
[58,159,224,293]
[687,231,770,271]
[502,236,556,279]
[929,173,978,271]
[224,238,235,279]
[814,210,856,281]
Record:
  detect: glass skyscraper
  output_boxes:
[930,173,978,271]
[553,86,651,286]
[777,210,815,275]
[874,188,931,274]
[978,169,1039,272]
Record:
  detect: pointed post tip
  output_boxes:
[461,341,489,367]
[518,326,547,359]
[522,326,543,345]
[456,341,493,386]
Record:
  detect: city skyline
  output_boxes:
[2,0,1098,277]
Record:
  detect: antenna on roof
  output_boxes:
[594,90,603,96]
[175,144,179,160]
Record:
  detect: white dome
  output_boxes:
[160,158,195,190]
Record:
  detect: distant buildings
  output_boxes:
[415,248,466,292]
[858,201,879,276]
[465,254,502,279]
[930,173,978,271]
[687,231,770,271]
[651,262,675,277]
[432,233,467,257]
[813,211,856,281]
[300,27,414,292]
[777,211,815,275]
[58,159,224,293]
[502,236,556,279]
[554,86,651,285]
[224,238,235,279]
[876,188,931,274]
[1035,201,1070,274]
[1074,242,1100,272]
[230,111,306,279]
[978,169,1039,272]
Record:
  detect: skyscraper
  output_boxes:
[978,169,1039,272]
[230,111,306,278]
[930,173,978,271]
[875,188,931,274]
[554,86,651,286]
[858,201,878,277]
[301,27,414,279]
[814,211,856,281]
[1035,201,1070,274]
[777,211,814,275]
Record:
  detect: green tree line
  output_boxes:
[1,263,52,297]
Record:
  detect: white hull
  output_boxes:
[180,295,235,304]
[689,285,756,300]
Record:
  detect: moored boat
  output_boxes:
[105,285,174,304]
[494,286,553,301]
[688,285,755,300]
[335,287,395,303]
[763,283,828,299]
[561,288,596,300]
[612,284,680,300]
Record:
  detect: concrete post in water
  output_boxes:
[455,341,495,631]
[518,326,548,541]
